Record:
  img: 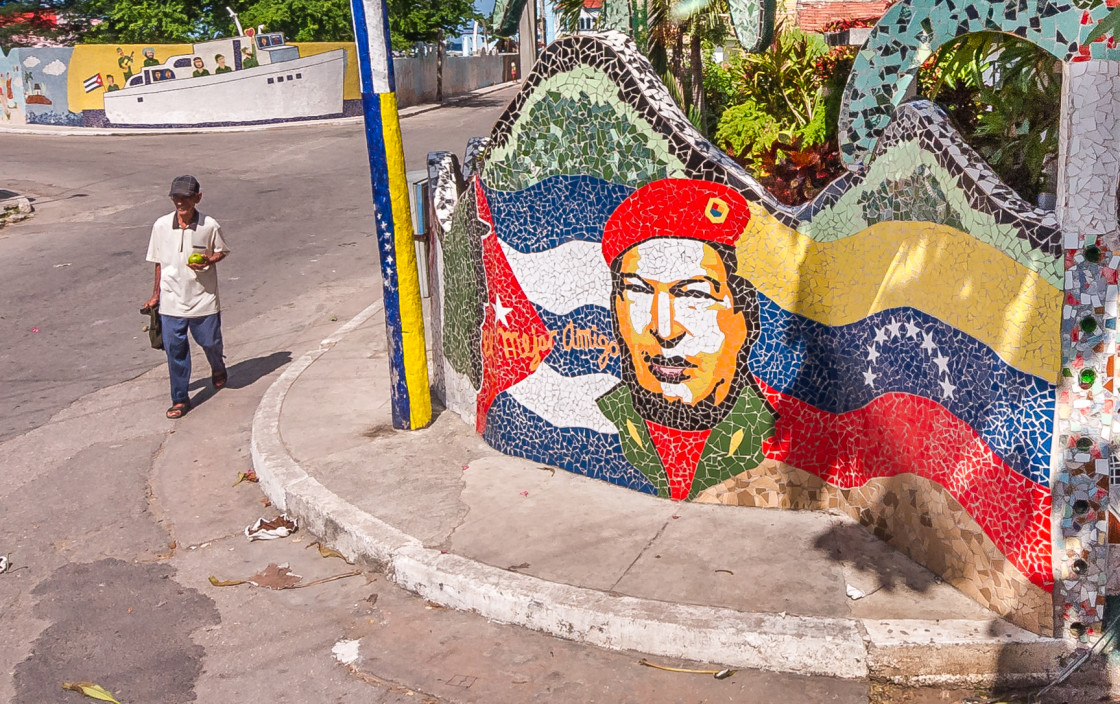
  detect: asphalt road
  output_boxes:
[0,89,513,443]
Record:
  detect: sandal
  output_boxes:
[212,370,228,390]
[166,401,191,419]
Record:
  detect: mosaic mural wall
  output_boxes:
[0,42,505,129]
[428,30,1069,635]
[0,48,25,124]
[0,48,77,125]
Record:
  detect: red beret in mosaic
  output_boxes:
[600,178,752,266]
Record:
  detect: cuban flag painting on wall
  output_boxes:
[82,73,103,93]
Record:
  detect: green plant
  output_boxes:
[714,100,781,160]
[702,47,735,127]
[715,99,838,203]
[919,32,1061,202]
[814,45,855,139]
[713,23,846,204]
[728,23,828,134]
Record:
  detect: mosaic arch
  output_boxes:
[426,29,1074,634]
[839,0,1120,169]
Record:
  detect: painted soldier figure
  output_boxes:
[596,179,774,501]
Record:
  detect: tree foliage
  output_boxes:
[1,0,481,47]
[387,0,480,47]
[238,0,353,42]
[75,0,233,43]
[0,0,96,47]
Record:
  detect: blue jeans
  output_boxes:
[161,312,226,404]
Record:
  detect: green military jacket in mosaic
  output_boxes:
[596,382,775,501]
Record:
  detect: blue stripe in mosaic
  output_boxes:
[483,175,633,253]
[535,304,622,378]
[483,391,656,494]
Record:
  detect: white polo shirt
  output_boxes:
[146,210,230,318]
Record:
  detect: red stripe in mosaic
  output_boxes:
[757,378,1053,591]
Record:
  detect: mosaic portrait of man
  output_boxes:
[596,178,776,501]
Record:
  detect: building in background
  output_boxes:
[794,0,892,31]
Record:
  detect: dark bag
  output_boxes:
[140,305,163,350]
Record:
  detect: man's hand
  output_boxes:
[189,251,226,271]
[187,255,211,271]
[142,296,159,311]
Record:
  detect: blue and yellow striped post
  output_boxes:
[349,0,432,429]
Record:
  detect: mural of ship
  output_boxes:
[103,31,344,126]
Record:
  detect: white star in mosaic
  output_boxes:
[920,331,937,354]
[863,367,877,388]
[493,295,514,328]
[938,378,957,400]
[933,352,950,375]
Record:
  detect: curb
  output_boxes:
[0,81,519,137]
[251,301,1067,686]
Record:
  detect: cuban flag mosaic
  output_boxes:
[431,32,1063,633]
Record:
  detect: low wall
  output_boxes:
[0,42,514,128]
[427,32,1062,636]
[395,53,516,108]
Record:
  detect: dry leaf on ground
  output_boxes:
[306,541,351,562]
[61,682,123,703]
[209,564,359,591]
[232,471,259,487]
[250,563,303,589]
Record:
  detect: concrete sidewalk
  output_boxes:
[251,302,1067,687]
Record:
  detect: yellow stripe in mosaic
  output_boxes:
[797,139,1063,289]
[738,206,1063,381]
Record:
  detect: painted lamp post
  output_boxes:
[348,0,432,430]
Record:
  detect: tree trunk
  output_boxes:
[689,26,704,117]
[672,26,683,82]
[436,29,444,103]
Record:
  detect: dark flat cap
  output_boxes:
[169,175,201,197]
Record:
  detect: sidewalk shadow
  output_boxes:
[443,93,513,111]
[187,351,292,407]
[812,520,939,597]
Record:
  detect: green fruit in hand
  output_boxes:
[188,253,206,266]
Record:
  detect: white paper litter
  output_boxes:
[245,513,298,541]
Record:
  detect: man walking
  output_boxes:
[143,175,230,418]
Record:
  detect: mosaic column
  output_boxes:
[1053,58,1120,642]
[349,0,433,430]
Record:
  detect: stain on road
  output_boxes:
[13,559,219,704]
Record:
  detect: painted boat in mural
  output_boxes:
[103,33,344,126]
